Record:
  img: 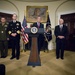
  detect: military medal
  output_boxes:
[4,25,7,27]
[1,31,3,33]
[16,23,19,26]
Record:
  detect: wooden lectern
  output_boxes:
[25,27,44,67]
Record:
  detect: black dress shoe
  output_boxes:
[4,56,7,58]
[1,56,6,58]
[16,57,19,60]
[56,57,59,59]
[61,57,64,60]
[10,57,15,59]
[1,56,4,58]
[32,66,35,67]
[44,50,45,52]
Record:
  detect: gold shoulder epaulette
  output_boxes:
[8,31,11,34]
[17,30,20,34]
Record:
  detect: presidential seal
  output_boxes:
[31,27,38,34]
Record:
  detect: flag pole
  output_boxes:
[21,11,29,52]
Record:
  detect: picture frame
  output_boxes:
[26,6,48,23]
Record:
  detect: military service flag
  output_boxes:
[46,14,51,28]
[46,14,52,41]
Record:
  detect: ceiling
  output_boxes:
[15,0,62,2]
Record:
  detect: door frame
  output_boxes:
[57,10,75,24]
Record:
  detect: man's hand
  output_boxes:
[21,28,24,32]
[11,33,17,37]
[58,36,65,39]
[7,38,9,40]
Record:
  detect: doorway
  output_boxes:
[61,13,75,51]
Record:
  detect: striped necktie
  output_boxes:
[60,25,63,31]
[37,22,40,28]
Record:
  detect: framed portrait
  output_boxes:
[26,6,48,23]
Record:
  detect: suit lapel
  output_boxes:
[36,23,38,28]
[61,25,64,32]
[58,26,61,31]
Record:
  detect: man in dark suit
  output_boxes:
[32,16,44,54]
[54,19,68,59]
[7,14,21,60]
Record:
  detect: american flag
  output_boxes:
[21,16,29,44]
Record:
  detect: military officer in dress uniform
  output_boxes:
[7,14,21,60]
[0,17,8,58]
